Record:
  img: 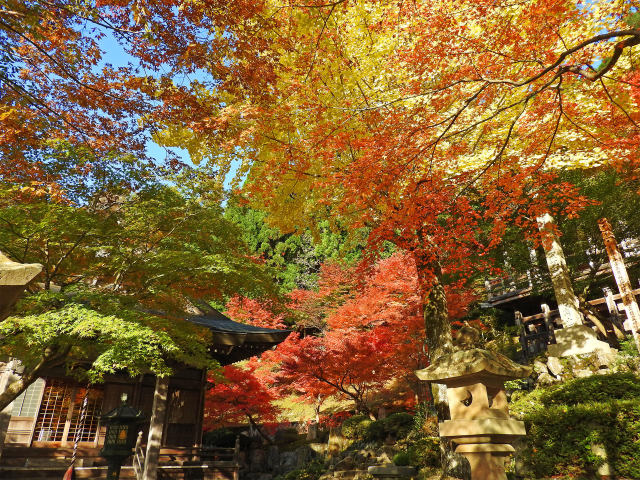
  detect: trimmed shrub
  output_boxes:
[380,412,414,439]
[539,372,640,406]
[341,415,373,440]
[521,399,640,478]
[510,374,640,478]
[407,437,440,468]
[393,452,411,466]
[366,419,386,442]
[341,412,415,442]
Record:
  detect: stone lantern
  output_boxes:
[0,252,42,321]
[100,393,146,480]
[415,349,531,480]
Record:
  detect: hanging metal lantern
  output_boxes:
[100,393,145,480]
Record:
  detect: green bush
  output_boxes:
[366,419,386,442]
[277,460,326,480]
[392,452,410,466]
[539,372,640,406]
[341,412,415,442]
[380,413,414,439]
[510,375,640,479]
[407,437,440,468]
[523,399,640,478]
[341,415,373,440]
[620,337,640,358]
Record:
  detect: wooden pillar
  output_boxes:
[143,376,169,480]
[598,218,640,353]
[194,368,206,447]
[233,435,241,480]
[536,214,583,328]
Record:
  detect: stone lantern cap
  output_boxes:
[415,348,531,385]
[0,252,42,286]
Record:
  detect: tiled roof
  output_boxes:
[188,309,291,346]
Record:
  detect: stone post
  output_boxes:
[536,216,612,357]
[598,218,640,353]
[416,349,531,480]
[536,214,583,328]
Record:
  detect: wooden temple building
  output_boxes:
[0,305,290,479]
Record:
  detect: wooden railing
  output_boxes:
[1,434,241,480]
[515,287,639,359]
[133,431,145,480]
[132,435,240,480]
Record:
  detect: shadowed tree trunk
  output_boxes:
[415,257,470,480]
[416,259,453,418]
[0,345,71,412]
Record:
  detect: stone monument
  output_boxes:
[416,349,531,480]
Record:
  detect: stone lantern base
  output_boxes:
[440,418,525,480]
[458,445,512,480]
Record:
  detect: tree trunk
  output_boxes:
[0,346,70,411]
[537,214,584,328]
[247,414,273,444]
[143,375,170,480]
[415,259,469,480]
[416,260,453,419]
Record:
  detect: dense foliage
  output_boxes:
[203,364,279,442]
[341,413,414,442]
[511,373,640,478]
[3,3,640,476]
[0,171,279,408]
[2,292,212,380]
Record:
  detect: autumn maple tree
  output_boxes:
[204,364,279,442]
[4,0,640,434]
[260,253,459,416]
[196,0,635,372]
[0,0,278,196]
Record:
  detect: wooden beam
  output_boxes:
[599,218,640,353]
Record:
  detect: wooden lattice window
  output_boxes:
[68,387,103,442]
[33,379,104,445]
[34,380,71,442]
[11,378,45,417]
